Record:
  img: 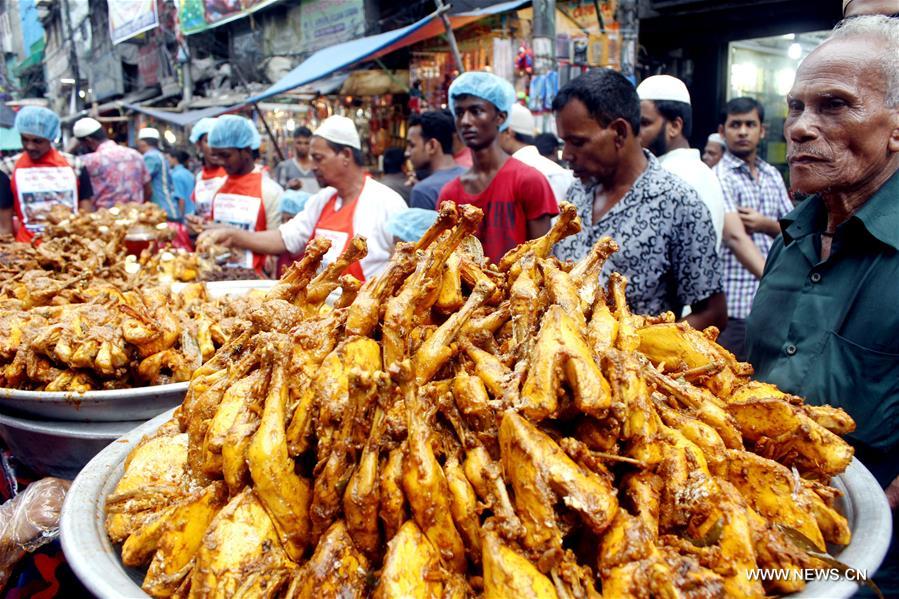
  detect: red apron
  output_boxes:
[192,166,227,221]
[311,187,365,281]
[210,171,267,272]
[10,149,79,243]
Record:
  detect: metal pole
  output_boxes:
[617,0,638,81]
[434,0,465,73]
[60,0,82,112]
[532,0,556,132]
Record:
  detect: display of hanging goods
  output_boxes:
[102,202,863,598]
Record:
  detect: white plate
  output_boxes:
[61,410,894,599]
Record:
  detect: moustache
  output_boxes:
[787,146,830,161]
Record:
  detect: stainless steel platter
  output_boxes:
[61,408,894,599]
[0,411,144,478]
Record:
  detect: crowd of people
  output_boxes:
[0,9,896,590]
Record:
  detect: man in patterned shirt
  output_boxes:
[714,97,792,360]
[553,69,725,329]
[73,117,150,209]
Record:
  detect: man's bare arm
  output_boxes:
[0,209,12,236]
[723,212,766,278]
[199,227,287,255]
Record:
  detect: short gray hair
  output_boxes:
[829,15,899,107]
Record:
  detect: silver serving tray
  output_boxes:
[0,411,144,479]
[61,409,894,599]
[0,280,276,422]
[0,382,189,422]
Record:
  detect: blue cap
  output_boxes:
[207,115,261,150]
[449,71,517,132]
[281,190,311,216]
[386,208,437,242]
[189,117,217,144]
[14,106,60,142]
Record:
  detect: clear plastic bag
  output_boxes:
[0,477,70,589]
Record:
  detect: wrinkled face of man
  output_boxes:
[702,141,724,167]
[784,37,899,196]
[556,97,623,184]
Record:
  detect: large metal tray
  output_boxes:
[61,409,894,599]
[0,280,277,422]
[0,411,144,479]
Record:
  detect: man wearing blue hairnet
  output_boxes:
[0,106,93,242]
[437,71,558,263]
[199,115,283,273]
[185,117,227,235]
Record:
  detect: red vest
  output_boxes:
[311,187,365,281]
[210,171,267,272]
[10,149,79,243]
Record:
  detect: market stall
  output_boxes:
[26,202,889,598]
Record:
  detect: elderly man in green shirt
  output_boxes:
[746,15,899,592]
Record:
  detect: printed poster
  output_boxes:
[107,0,159,45]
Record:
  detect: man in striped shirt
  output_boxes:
[714,97,792,360]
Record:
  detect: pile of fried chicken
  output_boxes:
[0,283,257,391]
[105,202,857,598]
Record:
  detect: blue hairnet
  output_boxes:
[14,106,60,142]
[386,208,437,242]
[189,117,218,144]
[281,190,311,216]
[207,115,261,150]
[449,71,517,132]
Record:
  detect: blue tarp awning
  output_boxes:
[248,0,529,104]
[120,103,237,127]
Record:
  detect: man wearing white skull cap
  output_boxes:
[637,75,725,249]
[199,115,407,280]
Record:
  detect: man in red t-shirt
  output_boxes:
[438,71,558,263]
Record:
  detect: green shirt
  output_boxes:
[746,168,899,486]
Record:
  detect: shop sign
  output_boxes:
[178,0,281,35]
[107,0,159,45]
[298,0,365,53]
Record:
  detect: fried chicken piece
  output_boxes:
[304,235,368,310]
[187,488,291,599]
[247,336,311,562]
[519,305,611,420]
[497,201,581,273]
[378,445,407,542]
[374,521,444,599]
[482,528,558,599]
[395,362,466,572]
[568,236,619,314]
[266,236,331,304]
[444,455,482,566]
[201,371,262,477]
[345,242,417,338]
[140,482,229,597]
[284,520,370,599]
[500,411,618,558]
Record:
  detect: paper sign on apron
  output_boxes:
[194,173,226,220]
[212,193,262,269]
[14,167,78,233]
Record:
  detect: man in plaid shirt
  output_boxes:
[715,97,792,360]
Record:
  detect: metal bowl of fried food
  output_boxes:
[0,281,276,422]
[60,409,893,599]
[0,411,144,478]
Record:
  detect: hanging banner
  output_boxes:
[108,0,159,45]
[298,0,365,53]
[178,0,282,35]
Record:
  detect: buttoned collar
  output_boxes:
[782,167,899,250]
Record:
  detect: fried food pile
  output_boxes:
[0,283,258,391]
[105,202,857,598]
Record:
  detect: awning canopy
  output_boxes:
[248,0,529,104]
[121,103,237,127]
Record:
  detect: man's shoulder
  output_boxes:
[0,154,20,176]
[364,177,406,209]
